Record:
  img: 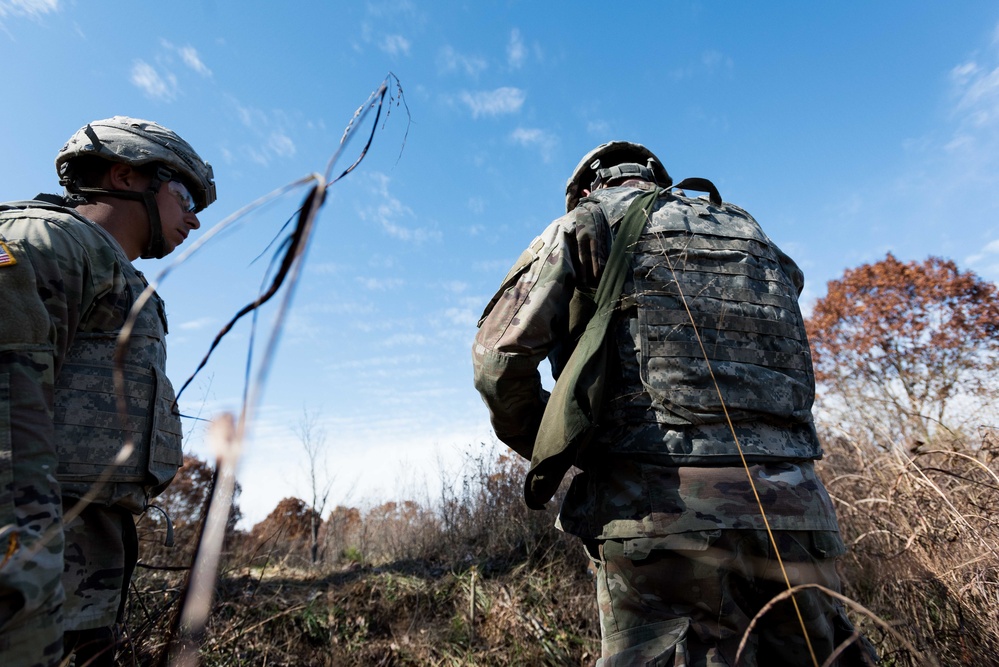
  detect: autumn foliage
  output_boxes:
[806,253,999,445]
[136,454,242,566]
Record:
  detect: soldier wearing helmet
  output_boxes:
[473,142,876,665]
[0,117,216,666]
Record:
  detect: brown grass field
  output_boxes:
[125,426,999,666]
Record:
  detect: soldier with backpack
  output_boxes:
[472,142,876,665]
[0,117,216,666]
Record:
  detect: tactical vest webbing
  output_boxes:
[2,200,183,513]
[586,187,822,464]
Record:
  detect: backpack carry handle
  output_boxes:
[672,177,722,206]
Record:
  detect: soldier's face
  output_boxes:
[155,180,201,254]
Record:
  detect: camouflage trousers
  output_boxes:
[584,530,878,666]
[61,501,134,632]
[0,373,65,667]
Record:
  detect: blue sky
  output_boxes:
[3,1,999,526]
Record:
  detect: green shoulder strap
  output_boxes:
[524,187,661,509]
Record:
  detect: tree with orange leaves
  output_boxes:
[806,253,999,446]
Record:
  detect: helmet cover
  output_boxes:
[56,116,216,212]
[565,140,671,212]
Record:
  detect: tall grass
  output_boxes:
[124,429,999,665]
[126,444,598,665]
[820,425,999,665]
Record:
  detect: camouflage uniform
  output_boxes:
[473,178,876,665]
[0,200,182,666]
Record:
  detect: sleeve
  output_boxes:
[472,206,608,459]
[0,217,104,653]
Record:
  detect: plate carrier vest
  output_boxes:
[2,200,183,513]
[580,186,822,464]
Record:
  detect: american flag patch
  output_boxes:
[0,240,16,267]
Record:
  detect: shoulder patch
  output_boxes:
[0,240,16,267]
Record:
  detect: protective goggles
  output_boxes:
[167,180,197,213]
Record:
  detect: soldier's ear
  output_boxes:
[107,163,143,191]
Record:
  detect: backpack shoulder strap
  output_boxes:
[525,187,662,509]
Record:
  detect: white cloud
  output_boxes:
[444,307,479,327]
[178,45,212,77]
[178,317,216,332]
[384,332,429,347]
[507,29,526,69]
[130,60,178,101]
[459,87,525,118]
[358,173,441,242]
[702,50,733,71]
[225,96,300,166]
[468,197,485,214]
[439,280,468,294]
[157,40,212,78]
[357,277,404,291]
[965,238,999,266]
[380,33,411,56]
[438,45,487,77]
[268,131,296,158]
[510,126,556,162]
[950,58,999,129]
[0,0,58,19]
[586,119,611,136]
[306,262,344,276]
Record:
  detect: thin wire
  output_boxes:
[656,203,820,667]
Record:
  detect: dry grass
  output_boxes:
[122,429,999,665]
[820,426,999,666]
[125,445,599,665]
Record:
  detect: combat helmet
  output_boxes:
[565,141,671,213]
[56,116,216,258]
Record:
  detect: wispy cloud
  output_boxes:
[177,317,215,331]
[458,87,525,118]
[0,0,59,19]
[380,33,411,56]
[178,45,212,77]
[940,23,999,277]
[702,49,734,72]
[130,60,178,101]
[949,55,999,134]
[586,119,611,136]
[510,126,556,162]
[669,49,734,80]
[268,131,296,158]
[439,280,468,294]
[507,29,526,69]
[225,96,299,166]
[359,173,442,242]
[965,238,999,268]
[384,332,429,347]
[444,306,479,327]
[155,40,212,79]
[438,45,487,77]
[357,277,404,291]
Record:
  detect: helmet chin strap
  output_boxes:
[137,187,166,259]
[65,168,171,259]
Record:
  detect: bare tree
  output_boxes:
[295,406,334,564]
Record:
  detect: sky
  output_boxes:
[2,1,999,527]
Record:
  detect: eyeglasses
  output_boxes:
[167,180,197,213]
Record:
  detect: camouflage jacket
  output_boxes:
[473,182,840,539]
[0,200,182,514]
